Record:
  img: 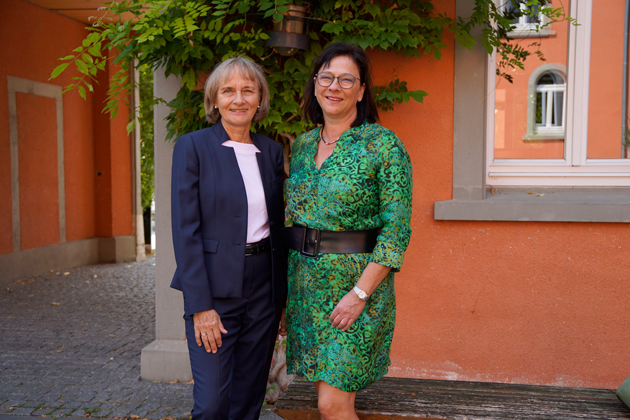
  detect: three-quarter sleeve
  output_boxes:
[369,134,413,272]
[171,135,214,315]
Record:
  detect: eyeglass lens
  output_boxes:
[316,72,358,89]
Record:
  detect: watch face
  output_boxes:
[354,286,368,300]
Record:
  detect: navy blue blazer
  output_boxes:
[170,120,287,317]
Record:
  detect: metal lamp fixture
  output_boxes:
[264,4,325,56]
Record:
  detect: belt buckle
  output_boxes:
[300,226,320,258]
[245,243,257,256]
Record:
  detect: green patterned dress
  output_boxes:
[285,122,413,392]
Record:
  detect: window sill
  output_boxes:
[522,133,564,140]
[506,29,556,39]
[434,188,630,222]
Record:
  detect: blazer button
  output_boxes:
[270,221,275,226]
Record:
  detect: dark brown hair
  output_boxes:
[302,42,379,127]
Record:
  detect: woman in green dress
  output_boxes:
[284,42,413,419]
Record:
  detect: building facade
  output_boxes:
[0,0,144,282]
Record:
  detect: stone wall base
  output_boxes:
[0,235,137,283]
[141,339,192,383]
[98,235,137,263]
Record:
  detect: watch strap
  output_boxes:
[353,285,369,301]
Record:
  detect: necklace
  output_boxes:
[319,128,340,145]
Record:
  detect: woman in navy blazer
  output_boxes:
[170,56,287,420]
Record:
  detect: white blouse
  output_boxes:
[221,141,270,244]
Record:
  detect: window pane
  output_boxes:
[586,0,628,159]
[494,0,570,159]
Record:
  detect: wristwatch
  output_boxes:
[353,286,369,301]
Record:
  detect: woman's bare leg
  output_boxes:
[313,381,359,420]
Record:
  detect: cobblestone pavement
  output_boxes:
[0,257,192,419]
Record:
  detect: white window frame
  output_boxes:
[501,0,556,38]
[523,64,567,140]
[535,75,565,134]
[486,0,630,187]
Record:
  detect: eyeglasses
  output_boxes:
[315,72,360,89]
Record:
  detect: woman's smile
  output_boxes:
[314,55,365,123]
[215,71,260,131]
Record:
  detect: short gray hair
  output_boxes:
[203,56,270,124]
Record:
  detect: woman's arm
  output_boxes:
[330,262,391,331]
[171,136,215,314]
[172,135,227,352]
[330,132,413,331]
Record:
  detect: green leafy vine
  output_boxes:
[50,0,572,144]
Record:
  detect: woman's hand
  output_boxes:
[278,308,287,338]
[330,291,366,332]
[193,309,228,354]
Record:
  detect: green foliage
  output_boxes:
[50,0,572,145]
[452,0,577,81]
[139,66,155,211]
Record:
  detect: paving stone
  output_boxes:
[144,408,173,419]
[9,407,36,415]
[60,407,85,417]
[31,407,55,416]
[92,402,119,418]
[107,402,142,418]
[0,257,264,420]
[0,399,25,408]
[77,404,101,417]
[167,405,193,419]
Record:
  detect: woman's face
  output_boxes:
[215,71,259,130]
[314,55,366,124]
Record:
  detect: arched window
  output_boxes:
[535,71,565,134]
[524,64,567,140]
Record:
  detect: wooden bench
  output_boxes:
[273,377,630,420]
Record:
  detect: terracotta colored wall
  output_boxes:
[16,93,60,250]
[0,0,133,256]
[587,0,625,158]
[0,0,96,254]
[94,50,133,238]
[108,57,133,238]
[371,0,630,390]
[94,68,114,238]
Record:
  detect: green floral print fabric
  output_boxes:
[285,122,413,392]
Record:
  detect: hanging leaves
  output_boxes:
[48,0,571,141]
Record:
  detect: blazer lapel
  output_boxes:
[207,120,248,219]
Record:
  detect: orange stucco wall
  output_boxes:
[371,0,630,390]
[94,50,133,238]
[0,0,95,254]
[0,0,133,256]
[587,0,626,158]
[17,93,60,250]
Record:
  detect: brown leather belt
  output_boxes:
[282,225,380,258]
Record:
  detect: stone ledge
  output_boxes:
[435,188,630,223]
[140,339,192,383]
[274,377,630,420]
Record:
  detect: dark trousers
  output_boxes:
[185,249,280,420]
